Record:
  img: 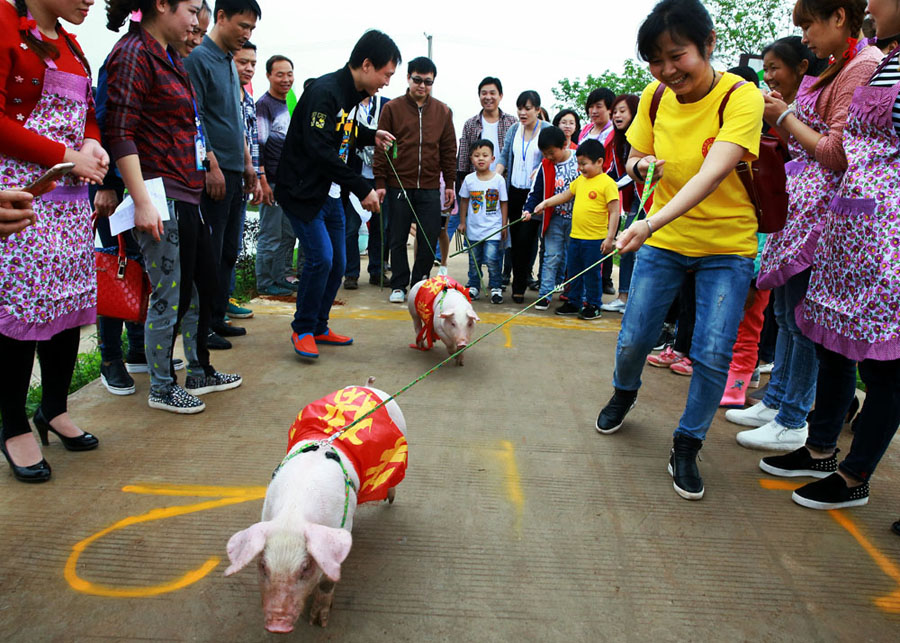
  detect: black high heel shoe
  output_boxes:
[33,409,99,452]
[0,436,51,483]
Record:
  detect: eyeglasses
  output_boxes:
[410,76,434,86]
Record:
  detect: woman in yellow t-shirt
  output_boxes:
[594,0,764,502]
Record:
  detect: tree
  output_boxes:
[552,59,654,116]
[552,0,796,115]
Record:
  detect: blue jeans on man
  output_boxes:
[538,216,571,301]
[286,197,346,336]
[612,245,753,440]
[466,239,502,291]
[761,268,818,429]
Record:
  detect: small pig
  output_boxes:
[225,379,408,634]
[408,276,479,365]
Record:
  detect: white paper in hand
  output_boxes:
[349,193,371,224]
[108,177,170,236]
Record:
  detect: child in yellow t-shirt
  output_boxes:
[534,139,620,319]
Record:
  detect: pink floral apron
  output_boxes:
[0,28,95,341]
[757,75,843,290]
[797,55,900,361]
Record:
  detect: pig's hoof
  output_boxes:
[387,487,396,504]
[309,603,331,627]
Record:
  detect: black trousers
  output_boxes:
[201,169,244,324]
[387,187,441,291]
[174,203,216,372]
[508,186,541,296]
[0,327,80,440]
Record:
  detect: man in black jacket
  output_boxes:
[275,30,399,360]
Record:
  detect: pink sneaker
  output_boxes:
[670,357,693,376]
[647,346,679,368]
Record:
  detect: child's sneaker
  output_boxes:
[468,287,480,300]
[670,357,693,376]
[534,297,550,311]
[490,288,503,304]
[647,346,679,367]
[148,384,206,414]
[579,304,602,320]
[555,301,580,316]
[184,370,243,396]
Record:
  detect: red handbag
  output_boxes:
[95,234,151,323]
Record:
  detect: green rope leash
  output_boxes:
[384,148,438,261]
[462,229,487,297]
[273,443,355,528]
[448,217,523,259]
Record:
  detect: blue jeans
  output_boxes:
[287,197,346,336]
[466,239,502,290]
[566,238,604,307]
[612,245,753,440]
[538,216,571,299]
[762,269,818,429]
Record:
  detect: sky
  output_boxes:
[74,0,662,135]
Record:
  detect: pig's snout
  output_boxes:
[456,341,467,351]
[265,618,295,634]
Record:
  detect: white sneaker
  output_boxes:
[490,288,503,304]
[437,266,448,276]
[468,287,479,300]
[600,299,627,313]
[757,362,774,374]
[389,289,405,303]
[724,401,778,427]
[736,420,808,451]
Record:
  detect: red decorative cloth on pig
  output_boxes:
[411,275,471,350]
[287,387,408,504]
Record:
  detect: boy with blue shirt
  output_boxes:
[534,138,620,320]
[458,140,508,303]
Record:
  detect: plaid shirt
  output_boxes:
[104,22,204,204]
[241,89,260,175]
[456,109,517,176]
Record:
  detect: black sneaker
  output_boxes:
[759,447,839,479]
[100,360,135,396]
[207,331,232,350]
[148,384,206,414]
[211,321,246,337]
[555,302,580,316]
[596,388,637,434]
[579,304,602,320]
[343,277,358,290]
[792,473,869,510]
[653,323,676,351]
[534,297,550,311]
[125,355,185,373]
[184,370,243,396]
[603,278,616,295]
[668,434,704,500]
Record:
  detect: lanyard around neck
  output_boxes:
[520,120,539,164]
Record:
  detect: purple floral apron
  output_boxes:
[757,75,843,290]
[0,28,95,341]
[797,56,900,361]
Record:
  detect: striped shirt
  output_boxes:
[869,48,900,137]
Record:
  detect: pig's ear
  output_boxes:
[467,309,480,322]
[439,309,456,319]
[224,521,274,576]
[305,523,352,582]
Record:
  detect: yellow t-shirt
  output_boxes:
[627,73,764,257]
[569,173,620,240]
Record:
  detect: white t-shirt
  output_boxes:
[510,123,544,189]
[549,151,579,218]
[460,172,508,242]
[481,116,500,170]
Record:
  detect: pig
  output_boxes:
[408,277,480,366]
[224,379,407,634]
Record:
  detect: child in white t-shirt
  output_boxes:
[458,140,509,303]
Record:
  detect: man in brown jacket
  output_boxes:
[374,56,457,302]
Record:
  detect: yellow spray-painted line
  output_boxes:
[758,479,900,613]
[66,483,265,598]
[503,326,513,348]
[498,441,524,536]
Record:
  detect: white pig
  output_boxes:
[408,277,479,365]
[225,380,407,634]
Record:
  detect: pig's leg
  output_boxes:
[412,316,426,349]
[387,487,396,504]
[309,578,337,627]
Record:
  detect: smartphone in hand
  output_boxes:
[23,162,75,196]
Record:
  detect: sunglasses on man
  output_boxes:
[410,76,434,86]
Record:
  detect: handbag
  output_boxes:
[648,81,789,233]
[95,233,151,323]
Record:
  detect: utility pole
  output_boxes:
[423,32,432,59]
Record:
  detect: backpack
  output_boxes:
[648,81,788,233]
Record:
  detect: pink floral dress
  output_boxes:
[757,75,843,290]
[0,38,95,341]
[797,60,900,361]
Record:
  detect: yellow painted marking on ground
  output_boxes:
[503,326,513,348]
[66,484,265,598]
[759,479,900,613]
[498,440,524,536]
